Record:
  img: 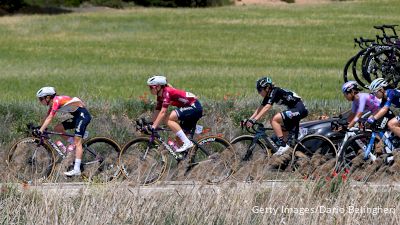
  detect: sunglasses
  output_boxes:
[38,97,46,101]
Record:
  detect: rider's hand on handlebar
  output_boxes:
[244,118,256,128]
[32,128,42,137]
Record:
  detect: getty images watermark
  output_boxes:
[252,205,396,216]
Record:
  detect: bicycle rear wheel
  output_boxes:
[81,137,121,183]
[184,135,238,184]
[7,137,56,183]
[230,135,270,182]
[291,134,337,178]
[119,137,167,185]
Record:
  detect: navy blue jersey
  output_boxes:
[261,87,302,108]
[382,89,400,108]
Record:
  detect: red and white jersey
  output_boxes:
[47,95,84,116]
[156,86,197,110]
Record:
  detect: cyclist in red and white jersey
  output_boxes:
[147,75,203,153]
[35,87,92,176]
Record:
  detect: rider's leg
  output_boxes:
[271,113,285,145]
[167,110,192,152]
[388,117,400,137]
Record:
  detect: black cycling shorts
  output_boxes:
[280,101,308,131]
[61,107,92,138]
[175,100,203,134]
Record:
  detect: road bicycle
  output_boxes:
[230,121,337,181]
[118,118,238,185]
[6,123,121,184]
[336,112,399,181]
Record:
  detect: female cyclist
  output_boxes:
[341,81,381,128]
[147,75,203,153]
[367,78,400,136]
[246,76,308,155]
[35,87,91,176]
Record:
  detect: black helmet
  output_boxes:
[256,77,273,92]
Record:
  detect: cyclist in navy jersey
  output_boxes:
[246,77,308,155]
[368,78,400,137]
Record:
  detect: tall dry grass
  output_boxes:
[0,180,399,224]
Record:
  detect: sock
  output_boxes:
[68,137,74,144]
[74,159,82,172]
[176,130,191,145]
[276,137,287,147]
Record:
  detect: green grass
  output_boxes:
[1,0,399,103]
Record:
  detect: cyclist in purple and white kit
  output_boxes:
[342,81,381,128]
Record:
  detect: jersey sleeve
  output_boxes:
[355,95,367,113]
[261,89,278,106]
[48,97,61,116]
[384,90,394,108]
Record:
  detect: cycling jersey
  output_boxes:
[47,96,85,116]
[156,86,197,110]
[351,93,381,114]
[382,89,400,108]
[261,87,302,108]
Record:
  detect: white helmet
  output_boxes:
[36,87,56,98]
[369,78,388,93]
[147,75,167,86]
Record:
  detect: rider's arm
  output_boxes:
[348,112,363,128]
[152,107,168,129]
[151,110,160,122]
[39,114,54,133]
[253,104,272,121]
[250,106,262,119]
[370,106,389,121]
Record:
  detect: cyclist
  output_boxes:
[147,75,203,153]
[367,78,400,137]
[246,76,308,155]
[341,81,381,129]
[35,87,91,176]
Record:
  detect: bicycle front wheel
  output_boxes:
[7,137,56,183]
[230,135,270,182]
[81,137,121,183]
[119,137,167,185]
[184,135,238,184]
[291,134,337,178]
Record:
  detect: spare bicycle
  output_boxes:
[6,123,121,183]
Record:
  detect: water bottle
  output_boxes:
[167,140,178,151]
[55,140,67,153]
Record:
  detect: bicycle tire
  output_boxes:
[291,134,337,177]
[119,136,167,185]
[336,132,379,174]
[362,47,400,88]
[80,137,122,183]
[183,135,238,184]
[230,135,270,182]
[7,137,56,183]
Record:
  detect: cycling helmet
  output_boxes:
[369,78,388,92]
[147,75,167,86]
[256,77,273,92]
[341,81,360,94]
[36,87,56,98]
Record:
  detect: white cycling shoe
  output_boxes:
[274,145,290,156]
[64,169,81,177]
[175,142,194,153]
